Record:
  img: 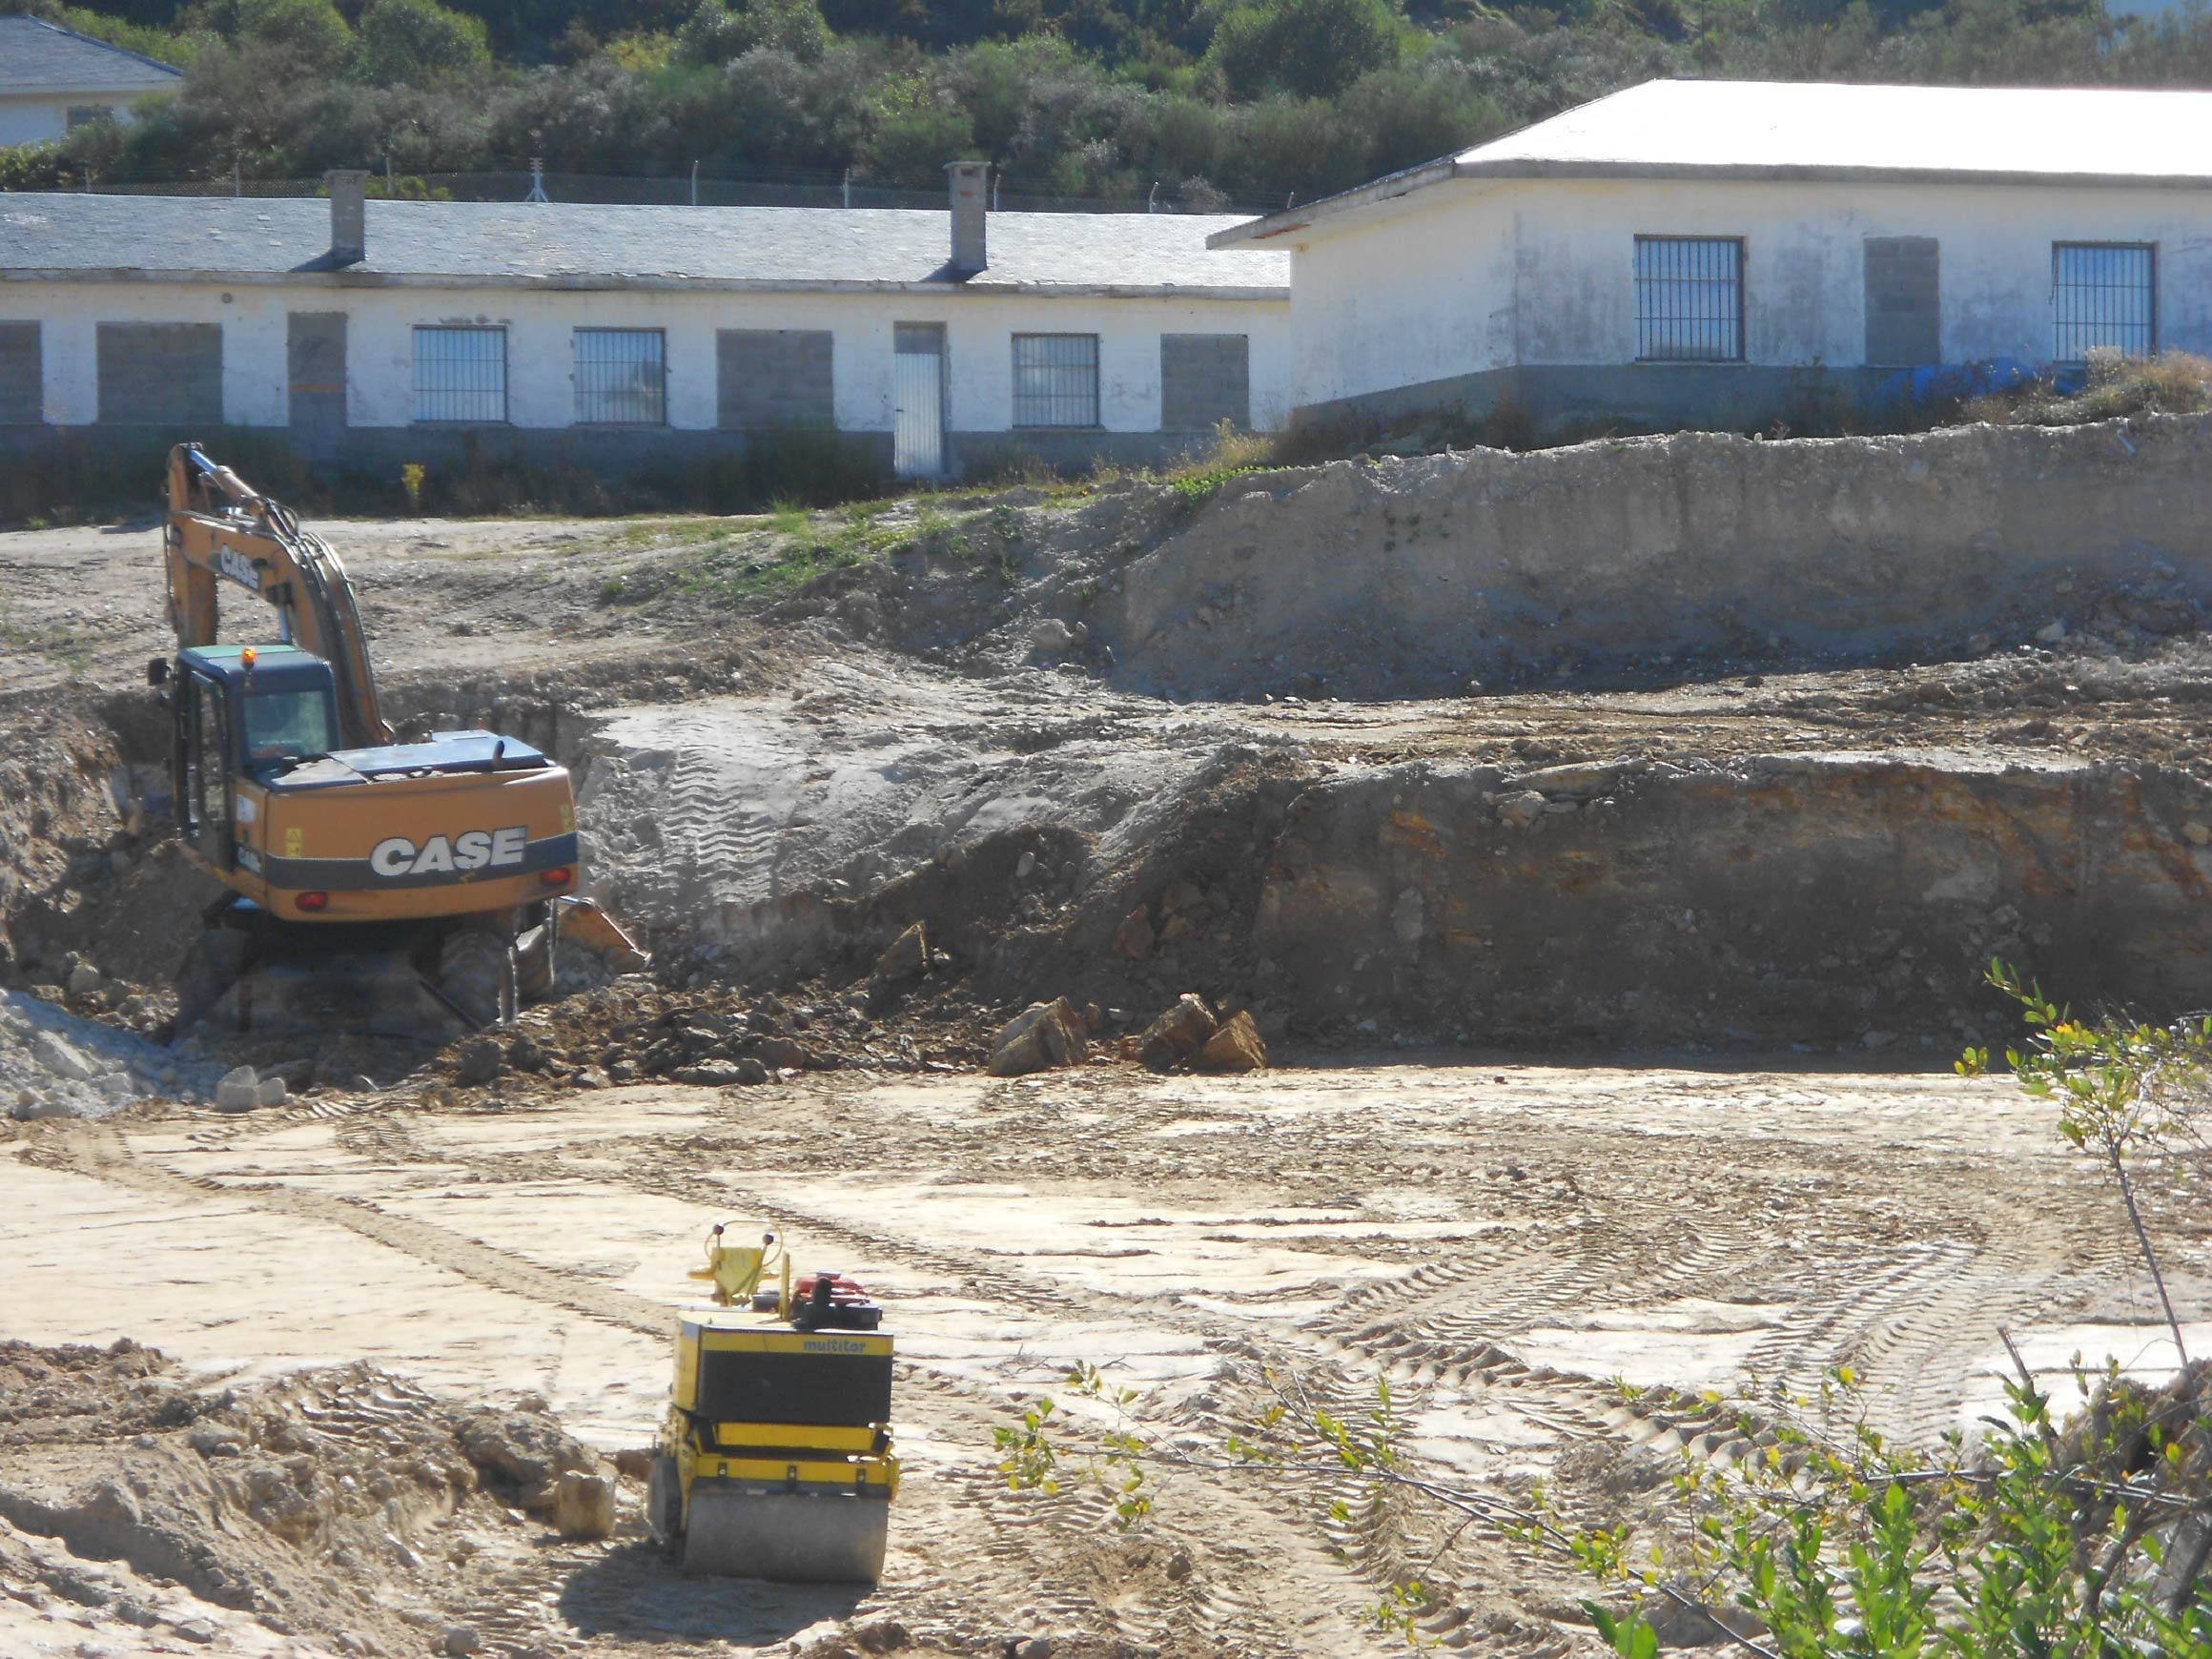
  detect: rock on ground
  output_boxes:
[1196,1011,1268,1074]
[1138,995,1216,1073]
[2,992,224,1118]
[552,1471,615,1541]
[990,997,1086,1077]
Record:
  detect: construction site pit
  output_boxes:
[4,416,2212,1657]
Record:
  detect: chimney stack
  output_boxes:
[947,160,987,276]
[326,169,368,266]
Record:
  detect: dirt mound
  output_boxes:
[0,1338,621,1657]
[998,416,2212,699]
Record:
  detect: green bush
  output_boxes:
[674,0,830,65]
[1203,0,1408,98]
[349,0,491,86]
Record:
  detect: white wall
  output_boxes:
[0,90,148,146]
[1286,175,2212,408]
[13,278,1291,434]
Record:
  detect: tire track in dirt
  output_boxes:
[25,1121,678,1341]
[1740,1240,1979,1408]
[36,1117,1425,1657]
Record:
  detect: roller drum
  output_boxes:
[682,1480,890,1583]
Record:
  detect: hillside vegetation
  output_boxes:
[6,0,2212,209]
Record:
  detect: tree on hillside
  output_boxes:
[186,0,354,72]
[1203,0,1405,97]
[674,0,830,65]
[348,0,489,84]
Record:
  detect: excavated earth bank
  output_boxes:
[10,415,2212,1071]
[1073,415,2212,697]
[1254,751,2212,1048]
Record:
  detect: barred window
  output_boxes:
[574,328,666,425]
[1012,334,1099,428]
[1634,236,1745,363]
[413,326,506,423]
[2053,243,2155,362]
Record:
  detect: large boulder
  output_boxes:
[1196,1011,1268,1075]
[1137,994,1217,1072]
[871,922,929,990]
[1110,907,1155,961]
[989,998,1087,1077]
[453,1036,503,1087]
[31,1030,96,1083]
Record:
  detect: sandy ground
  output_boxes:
[5,1055,2205,1657]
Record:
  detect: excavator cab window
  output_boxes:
[241,687,338,771]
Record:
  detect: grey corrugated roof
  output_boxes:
[1213,77,2212,247]
[0,17,182,94]
[0,193,1289,297]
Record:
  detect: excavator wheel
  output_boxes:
[516,903,559,1005]
[437,930,517,1029]
[174,927,253,1033]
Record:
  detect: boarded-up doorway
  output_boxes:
[288,312,347,453]
[1864,237,1939,367]
[892,323,945,479]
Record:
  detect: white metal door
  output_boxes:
[892,329,944,479]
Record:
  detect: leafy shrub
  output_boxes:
[674,0,830,65]
[349,0,491,86]
[1204,0,1408,98]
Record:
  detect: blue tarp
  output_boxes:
[1874,358,2048,408]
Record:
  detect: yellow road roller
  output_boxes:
[648,1224,899,1581]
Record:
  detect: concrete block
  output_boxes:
[717,329,833,429]
[97,322,222,426]
[0,321,41,424]
[1161,333,1250,432]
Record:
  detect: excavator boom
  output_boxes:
[164,444,390,750]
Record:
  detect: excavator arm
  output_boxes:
[163,443,392,749]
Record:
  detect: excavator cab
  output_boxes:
[167,645,342,870]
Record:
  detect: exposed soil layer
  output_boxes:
[1082,415,2212,698]
[11,427,2212,1073]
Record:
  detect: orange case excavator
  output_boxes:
[154,443,634,1038]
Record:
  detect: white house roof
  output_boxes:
[0,16,183,94]
[1211,78,2212,248]
[0,193,1289,298]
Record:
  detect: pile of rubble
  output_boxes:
[431,956,993,1095]
[1,988,226,1121]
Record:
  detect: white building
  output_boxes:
[1209,80,2212,436]
[0,16,181,147]
[0,167,1289,480]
